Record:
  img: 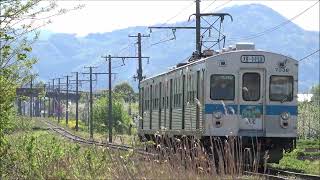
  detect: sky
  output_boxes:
[41,0,320,36]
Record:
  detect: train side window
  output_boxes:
[210,74,235,100]
[270,76,293,102]
[242,73,260,101]
[145,87,148,110]
[141,87,144,112]
[167,81,169,107]
[178,77,182,107]
[155,84,158,109]
[150,85,153,111]
[173,79,176,107]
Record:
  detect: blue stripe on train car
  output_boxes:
[240,105,263,114]
[265,105,297,116]
[204,104,298,116]
[204,104,238,115]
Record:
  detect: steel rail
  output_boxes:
[43,119,154,156]
[244,171,288,180]
[267,167,320,180]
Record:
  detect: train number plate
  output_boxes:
[241,55,265,63]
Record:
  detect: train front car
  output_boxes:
[204,43,298,162]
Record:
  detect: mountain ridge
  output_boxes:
[31,4,319,92]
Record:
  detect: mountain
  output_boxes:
[31,4,319,92]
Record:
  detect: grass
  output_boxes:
[269,139,320,175]
[1,116,268,179]
[297,139,320,149]
[1,117,114,179]
[48,117,141,147]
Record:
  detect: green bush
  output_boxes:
[93,93,131,134]
[298,102,320,139]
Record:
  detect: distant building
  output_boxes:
[297,93,313,102]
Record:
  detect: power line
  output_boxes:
[161,1,194,26]
[227,0,319,42]
[141,1,195,48]
[203,0,217,12]
[187,0,232,25]
[299,49,320,62]
[212,0,232,12]
[146,1,233,52]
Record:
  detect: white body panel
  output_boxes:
[139,49,298,138]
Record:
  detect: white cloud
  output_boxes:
[42,0,319,36]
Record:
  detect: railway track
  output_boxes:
[266,167,320,180]
[42,120,320,179]
[244,167,320,180]
[244,171,287,180]
[43,119,153,156]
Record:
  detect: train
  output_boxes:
[137,42,298,163]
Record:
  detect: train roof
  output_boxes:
[142,43,297,82]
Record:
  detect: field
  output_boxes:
[0,117,252,179]
[269,139,320,175]
[1,115,320,179]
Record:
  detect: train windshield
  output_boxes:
[270,76,293,102]
[210,75,235,100]
[242,73,260,101]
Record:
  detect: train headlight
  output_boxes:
[215,120,222,128]
[280,112,290,120]
[280,112,290,128]
[213,111,222,119]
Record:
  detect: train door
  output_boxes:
[169,79,173,129]
[150,85,153,130]
[159,82,162,129]
[182,75,186,129]
[239,69,265,133]
[196,70,200,129]
[141,87,144,129]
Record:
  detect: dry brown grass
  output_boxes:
[108,135,266,179]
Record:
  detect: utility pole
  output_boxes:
[195,0,201,56]
[47,82,51,118]
[57,77,62,123]
[69,77,96,132]
[101,55,146,143]
[72,72,79,131]
[30,77,33,119]
[108,55,112,143]
[83,67,110,139]
[51,79,55,118]
[148,0,232,59]
[89,67,93,139]
[64,75,71,125]
[83,67,96,139]
[129,33,150,128]
[43,84,46,117]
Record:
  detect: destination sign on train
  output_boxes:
[241,55,265,63]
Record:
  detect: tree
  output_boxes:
[298,101,320,139]
[0,0,82,161]
[93,95,131,134]
[114,82,135,103]
[311,84,320,105]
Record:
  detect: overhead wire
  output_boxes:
[141,1,195,48]
[160,1,195,26]
[147,0,232,49]
[97,2,195,74]
[53,1,319,90]
[299,49,320,62]
[227,0,319,42]
[141,1,198,73]
[202,0,217,12]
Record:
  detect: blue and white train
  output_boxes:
[138,43,298,162]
